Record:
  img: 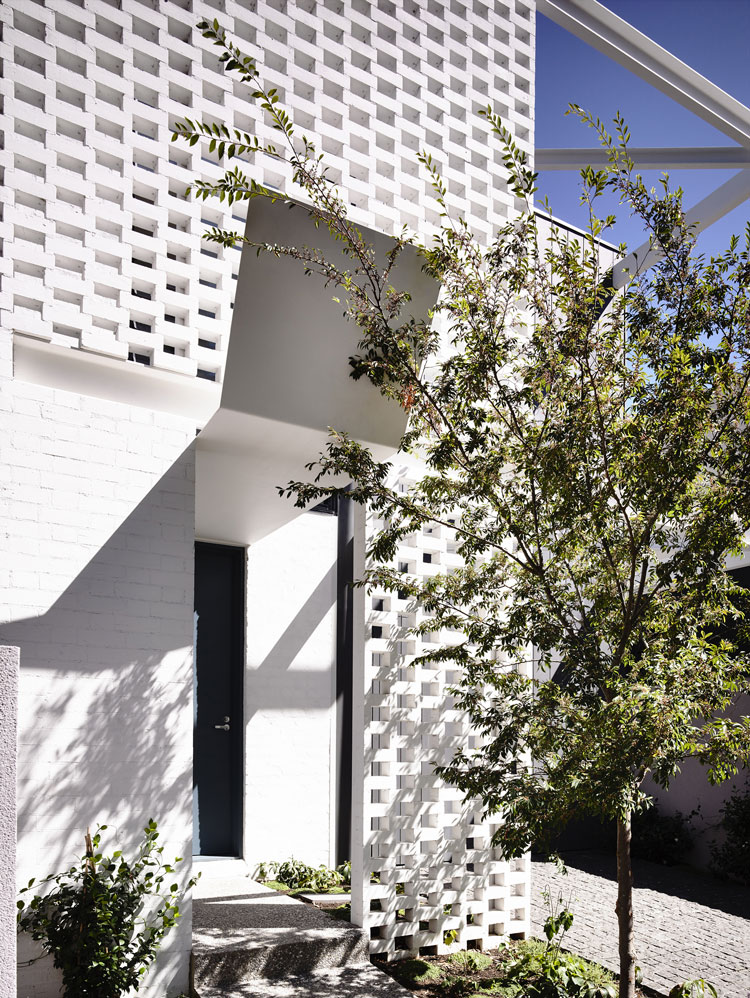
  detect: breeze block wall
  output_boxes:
[351,466,531,960]
[0,0,537,980]
[0,0,535,386]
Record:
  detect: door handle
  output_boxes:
[214,715,230,731]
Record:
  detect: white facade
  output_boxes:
[1,0,534,383]
[1,1,536,994]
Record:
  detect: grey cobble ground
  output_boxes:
[531,853,750,998]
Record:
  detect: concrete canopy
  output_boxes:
[195,198,439,545]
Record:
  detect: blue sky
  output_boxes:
[535,0,750,256]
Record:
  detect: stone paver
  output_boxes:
[531,853,750,998]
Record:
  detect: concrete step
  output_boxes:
[192,878,369,991]
[196,964,411,997]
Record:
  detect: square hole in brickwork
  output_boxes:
[394,935,414,951]
[57,48,86,76]
[96,82,123,109]
[135,52,160,77]
[15,120,45,145]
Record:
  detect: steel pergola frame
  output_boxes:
[535,0,750,287]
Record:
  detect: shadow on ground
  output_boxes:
[556,850,750,921]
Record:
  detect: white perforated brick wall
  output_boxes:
[0,0,534,385]
[355,467,531,959]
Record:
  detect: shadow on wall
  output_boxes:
[2,446,195,997]
[241,511,340,870]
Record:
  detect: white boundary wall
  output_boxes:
[0,646,19,998]
[1,328,197,994]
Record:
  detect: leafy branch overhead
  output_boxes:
[175,23,750,998]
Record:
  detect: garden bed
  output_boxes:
[259,877,652,998]
[374,940,643,998]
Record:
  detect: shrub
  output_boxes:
[255,857,345,892]
[506,941,617,998]
[710,783,750,885]
[17,821,195,998]
[631,806,693,865]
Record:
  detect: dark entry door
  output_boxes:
[193,542,244,856]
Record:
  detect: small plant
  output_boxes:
[383,938,620,998]
[17,820,196,998]
[336,859,352,883]
[499,890,617,998]
[669,980,719,998]
[448,950,493,972]
[391,957,443,987]
[710,782,750,885]
[505,941,617,998]
[255,857,346,892]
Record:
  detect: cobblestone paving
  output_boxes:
[531,853,750,998]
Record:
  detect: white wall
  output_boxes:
[0,646,19,998]
[1,371,197,996]
[644,694,750,869]
[242,511,338,871]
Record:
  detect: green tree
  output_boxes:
[175,22,750,998]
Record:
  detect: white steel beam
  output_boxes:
[537,0,750,148]
[537,147,750,171]
[612,170,750,288]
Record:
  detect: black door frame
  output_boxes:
[194,540,246,857]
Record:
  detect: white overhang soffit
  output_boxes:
[535,0,750,250]
[195,198,439,546]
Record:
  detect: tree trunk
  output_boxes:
[616,813,636,998]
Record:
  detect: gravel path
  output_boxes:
[530,853,750,998]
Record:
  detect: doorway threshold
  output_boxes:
[193,856,251,880]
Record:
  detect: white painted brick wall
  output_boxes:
[242,511,338,871]
[1,372,197,997]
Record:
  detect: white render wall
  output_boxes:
[242,511,339,870]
